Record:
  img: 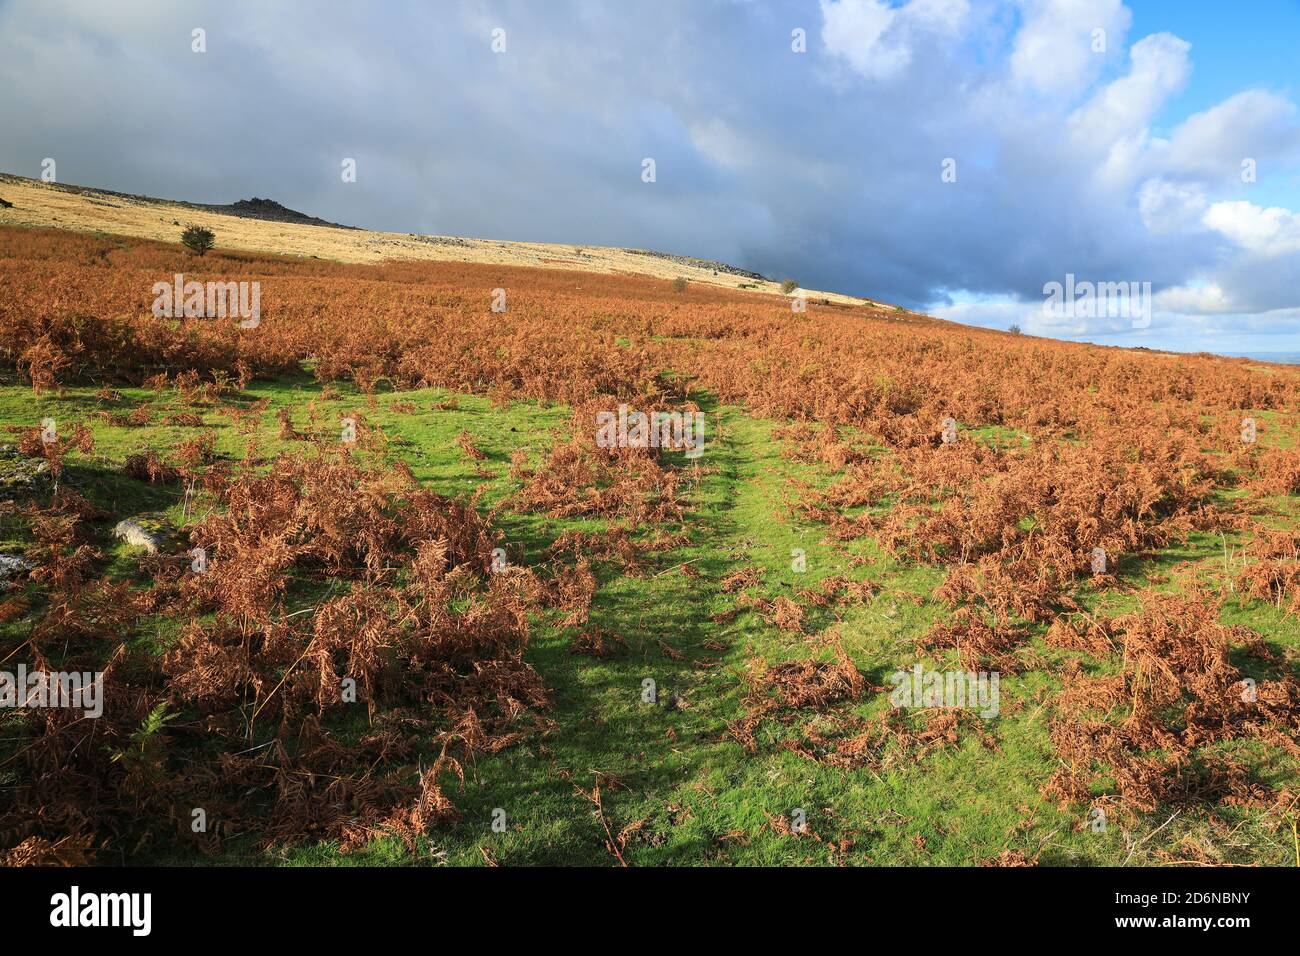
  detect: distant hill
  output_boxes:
[0,171,865,305]
[198,196,355,229]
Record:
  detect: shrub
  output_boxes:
[181,225,215,256]
[780,279,798,294]
[672,277,688,293]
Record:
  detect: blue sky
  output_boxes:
[1134,1,1300,129]
[1,0,1298,355]
[1131,1,1300,216]
[1127,0,1300,221]
[929,0,1300,353]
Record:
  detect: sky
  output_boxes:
[1,0,1299,355]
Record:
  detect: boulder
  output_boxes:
[113,519,161,553]
[0,553,32,583]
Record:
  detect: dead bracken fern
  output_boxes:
[0,448,553,859]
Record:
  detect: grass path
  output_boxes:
[2,377,1296,865]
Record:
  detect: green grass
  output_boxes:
[2,373,1297,866]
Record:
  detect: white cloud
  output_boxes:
[1069,33,1191,150]
[905,0,970,33]
[1011,0,1130,98]
[1156,282,1232,314]
[1138,179,1208,235]
[1203,200,1300,253]
[1163,90,1300,181]
[819,0,969,80]
[820,0,908,78]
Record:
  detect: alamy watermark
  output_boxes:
[50,886,150,936]
[889,664,999,718]
[1042,273,1151,329]
[596,404,705,458]
[151,274,260,328]
[0,664,103,718]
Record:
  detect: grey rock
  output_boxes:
[0,445,49,493]
[0,553,32,581]
[113,519,161,553]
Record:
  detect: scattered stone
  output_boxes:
[0,445,49,493]
[627,248,769,282]
[405,234,470,248]
[0,553,32,582]
[113,519,161,553]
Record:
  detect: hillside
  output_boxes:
[0,172,866,305]
[0,202,1298,868]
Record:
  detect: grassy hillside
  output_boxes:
[0,172,860,304]
[1,224,1298,867]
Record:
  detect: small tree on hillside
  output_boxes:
[780,279,798,294]
[181,225,216,256]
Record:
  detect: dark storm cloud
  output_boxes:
[2,0,1299,350]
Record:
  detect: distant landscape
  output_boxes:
[1227,354,1300,366]
[2,178,1298,868]
[1,1,1298,885]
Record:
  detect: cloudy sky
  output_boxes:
[2,0,1299,355]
